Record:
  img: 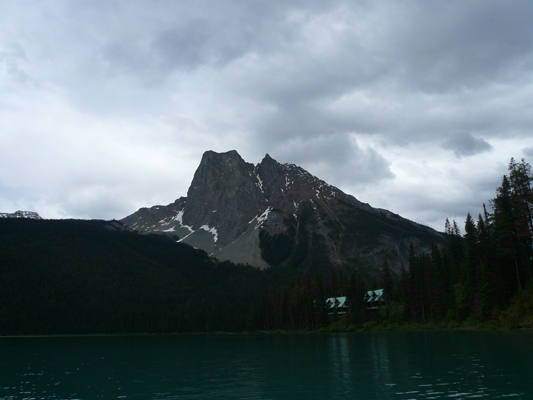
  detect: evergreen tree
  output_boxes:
[464,212,480,316]
[476,211,498,317]
[508,158,533,284]
[408,243,430,322]
[399,262,410,321]
[312,273,328,328]
[346,269,366,326]
[430,242,449,319]
[492,174,523,297]
[381,259,394,305]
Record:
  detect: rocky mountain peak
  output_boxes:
[121,150,443,273]
[197,149,245,169]
[260,153,278,164]
[186,150,253,200]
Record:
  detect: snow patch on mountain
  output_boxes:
[255,173,264,193]
[174,210,193,233]
[255,207,271,229]
[200,224,218,242]
[247,207,272,230]
[285,175,291,189]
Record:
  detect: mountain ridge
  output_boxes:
[0,210,42,220]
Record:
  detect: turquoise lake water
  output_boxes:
[1,331,532,399]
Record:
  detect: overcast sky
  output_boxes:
[2,0,533,231]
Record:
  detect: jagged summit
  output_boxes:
[0,210,42,220]
[121,150,443,274]
[261,153,276,163]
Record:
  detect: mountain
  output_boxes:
[121,150,444,276]
[0,210,42,219]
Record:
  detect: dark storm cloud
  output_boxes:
[442,133,493,158]
[95,0,347,79]
[382,1,533,92]
[273,134,394,186]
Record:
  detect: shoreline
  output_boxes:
[2,325,533,338]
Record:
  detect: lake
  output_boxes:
[1,331,532,399]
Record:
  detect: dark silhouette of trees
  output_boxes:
[0,219,293,335]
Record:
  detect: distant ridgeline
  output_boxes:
[0,210,42,219]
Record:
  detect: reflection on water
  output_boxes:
[328,334,353,396]
[321,332,532,400]
[0,331,532,399]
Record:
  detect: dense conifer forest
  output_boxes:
[0,219,293,335]
[1,158,532,335]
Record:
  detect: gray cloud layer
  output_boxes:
[442,133,493,158]
[1,0,533,230]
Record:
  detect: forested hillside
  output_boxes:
[0,219,292,335]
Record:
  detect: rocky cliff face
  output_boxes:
[121,150,443,275]
[183,150,268,248]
